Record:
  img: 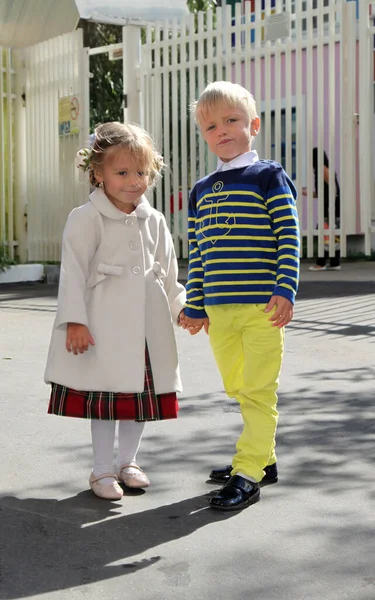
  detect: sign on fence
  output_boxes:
[58,95,80,136]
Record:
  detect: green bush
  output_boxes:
[0,247,16,272]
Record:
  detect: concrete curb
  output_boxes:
[0,264,44,284]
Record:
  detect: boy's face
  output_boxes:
[198,104,259,163]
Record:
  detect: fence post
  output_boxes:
[122,26,142,125]
[358,0,373,254]
[13,49,28,263]
[340,0,357,257]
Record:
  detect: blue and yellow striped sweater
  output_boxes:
[184,160,300,319]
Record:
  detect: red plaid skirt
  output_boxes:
[48,347,178,421]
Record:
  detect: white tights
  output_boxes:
[91,420,145,477]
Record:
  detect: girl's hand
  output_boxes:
[178,310,186,327]
[66,323,95,355]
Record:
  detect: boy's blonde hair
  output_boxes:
[192,81,258,125]
[88,121,164,188]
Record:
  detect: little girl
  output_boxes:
[45,121,186,500]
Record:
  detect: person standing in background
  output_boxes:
[303,147,341,271]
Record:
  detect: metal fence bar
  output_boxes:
[171,18,180,250]
[328,1,339,257]
[0,48,16,257]
[305,5,315,257]
[284,0,293,180]
[180,17,189,258]
[0,48,6,249]
[316,1,325,258]
[5,48,14,259]
[358,0,375,252]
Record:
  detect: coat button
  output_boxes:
[132,266,141,275]
[129,241,138,250]
[125,218,134,226]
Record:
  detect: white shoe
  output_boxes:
[89,472,123,500]
[327,265,341,271]
[117,464,150,488]
[308,265,327,271]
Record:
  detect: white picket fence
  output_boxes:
[140,0,372,258]
[1,0,374,262]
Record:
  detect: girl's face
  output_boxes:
[95,148,149,213]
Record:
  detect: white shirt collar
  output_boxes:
[216,150,259,172]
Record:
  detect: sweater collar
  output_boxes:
[216,150,259,173]
[89,187,152,220]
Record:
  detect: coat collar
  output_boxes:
[89,187,153,220]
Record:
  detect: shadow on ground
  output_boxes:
[1,277,374,598]
[0,491,235,598]
[149,367,375,495]
[296,281,375,300]
[0,282,57,302]
[1,369,374,598]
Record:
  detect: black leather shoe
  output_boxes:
[209,465,232,483]
[209,475,260,511]
[209,462,278,486]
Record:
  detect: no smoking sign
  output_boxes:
[70,97,79,121]
[58,94,81,136]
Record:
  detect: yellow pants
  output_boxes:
[205,304,284,483]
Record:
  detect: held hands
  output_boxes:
[178,310,209,335]
[177,296,293,335]
[265,296,294,328]
[66,323,95,354]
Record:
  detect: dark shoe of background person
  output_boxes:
[209,462,278,486]
[209,465,232,483]
[209,475,260,511]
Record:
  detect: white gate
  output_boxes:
[140,0,364,259]
[24,30,89,262]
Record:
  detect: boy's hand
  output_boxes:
[66,323,95,354]
[179,310,201,334]
[187,323,204,336]
[180,314,209,335]
[264,296,294,328]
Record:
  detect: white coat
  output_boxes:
[44,188,186,393]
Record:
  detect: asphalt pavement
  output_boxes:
[0,261,374,600]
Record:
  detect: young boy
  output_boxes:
[182,81,300,511]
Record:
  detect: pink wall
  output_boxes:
[241,42,342,176]
[238,40,362,232]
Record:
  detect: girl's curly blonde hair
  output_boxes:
[85,121,164,188]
